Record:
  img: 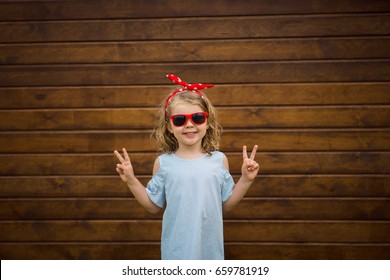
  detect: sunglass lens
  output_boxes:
[192,113,206,124]
[172,115,186,126]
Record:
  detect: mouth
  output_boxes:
[183,131,198,136]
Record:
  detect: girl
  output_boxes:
[114,74,259,260]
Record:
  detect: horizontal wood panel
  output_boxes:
[224,221,390,243]
[1,15,389,43]
[0,152,389,176]
[1,61,390,86]
[0,198,389,220]
[1,0,389,20]
[231,199,390,220]
[0,243,389,260]
[1,221,389,243]
[2,37,390,65]
[1,107,389,130]
[1,175,389,198]
[1,83,389,108]
[224,243,390,260]
[0,220,162,242]
[0,243,161,260]
[0,220,161,242]
[1,129,389,153]
[0,198,158,220]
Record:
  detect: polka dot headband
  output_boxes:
[165,74,214,117]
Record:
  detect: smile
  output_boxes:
[183,132,197,136]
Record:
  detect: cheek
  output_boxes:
[203,121,209,130]
[168,124,182,136]
[167,120,175,133]
[167,123,173,133]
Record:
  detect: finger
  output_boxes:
[250,145,258,161]
[122,148,130,162]
[116,167,123,175]
[247,162,259,172]
[250,162,259,170]
[114,150,125,163]
[242,145,248,160]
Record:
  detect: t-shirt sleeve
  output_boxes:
[146,168,166,208]
[221,166,235,203]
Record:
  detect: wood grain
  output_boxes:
[1,220,389,242]
[1,83,389,109]
[1,107,389,130]
[0,129,389,153]
[1,61,390,86]
[1,152,389,176]
[1,0,389,20]
[2,37,389,65]
[1,175,388,198]
[1,14,389,43]
[0,243,389,260]
[0,198,388,220]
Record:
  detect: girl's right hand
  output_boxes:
[114,148,135,183]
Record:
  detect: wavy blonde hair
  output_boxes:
[154,90,221,154]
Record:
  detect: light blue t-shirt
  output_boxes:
[146,151,235,260]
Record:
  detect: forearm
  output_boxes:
[125,177,161,214]
[223,176,254,212]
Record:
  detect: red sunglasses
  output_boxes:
[169,112,209,127]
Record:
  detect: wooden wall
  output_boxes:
[1,0,390,259]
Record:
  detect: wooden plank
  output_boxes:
[0,220,161,242]
[224,243,390,260]
[224,221,390,243]
[1,14,389,43]
[1,220,389,243]
[1,175,389,198]
[249,175,390,198]
[0,176,139,198]
[1,0,389,20]
[2,37,390,65]
[0,243,161,260]
[0,242,388,260]
[1,129,389,153]
[229,199,390,220]
[0,131,156,153]
[1,107,389,130]
[1,83,389,108]
[0,198,388,220]
[219,130,390,152]
[0,198,160,220]
[0,175,386,198]
[0,152,389,176]
[1,61,389,87]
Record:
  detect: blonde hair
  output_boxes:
[154,90,221,154]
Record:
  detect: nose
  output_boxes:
[185,118,195,127]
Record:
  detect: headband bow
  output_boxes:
[165,74,213,116]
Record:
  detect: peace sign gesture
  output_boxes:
[114,148,135,183]
[241,145,260,182]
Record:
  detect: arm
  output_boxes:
[223,145,259,212]
[114,148,162,214]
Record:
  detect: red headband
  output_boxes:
[165,74,213,116]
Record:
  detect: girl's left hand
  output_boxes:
[242,145,260,181]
